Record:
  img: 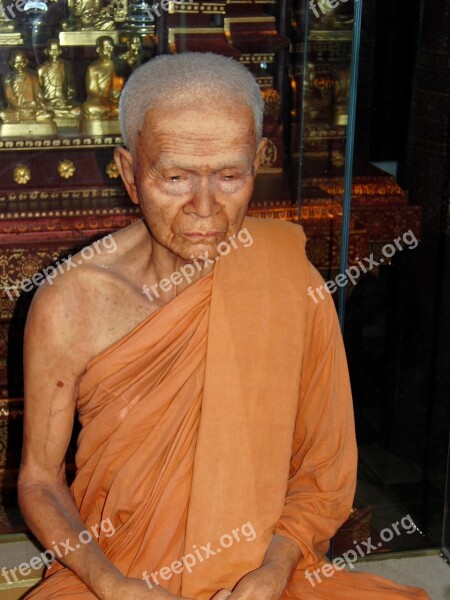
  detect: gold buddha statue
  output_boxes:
[0,50,57,136]
[37,39,80,126]
[78,35,123,135]
[61,0,116,31]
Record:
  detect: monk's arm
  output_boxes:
[18,283,189,600]
[18,284,125,599]
[261,534,302,583]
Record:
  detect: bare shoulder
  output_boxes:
[25,221,150,373]
[25,256,114,376]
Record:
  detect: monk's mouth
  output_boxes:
[182,232,224,239]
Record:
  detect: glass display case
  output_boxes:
[0,0,449,588]
[443,440,450,562]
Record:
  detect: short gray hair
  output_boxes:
[119,52,264,157]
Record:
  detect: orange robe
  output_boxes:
[26,218,429,600]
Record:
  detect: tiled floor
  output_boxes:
[353,552,450,600]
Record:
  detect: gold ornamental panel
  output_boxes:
[58,160,76,179]
[260,139,277,168]
[13,164,30,185]
[106,160,120,179]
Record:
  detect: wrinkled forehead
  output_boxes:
[134,101,257,170]
[140,100,255,144]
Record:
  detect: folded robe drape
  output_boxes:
[26,217,429,600]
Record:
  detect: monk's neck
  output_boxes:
[146,235,215,295]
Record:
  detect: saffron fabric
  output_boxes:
[26,218,429,600]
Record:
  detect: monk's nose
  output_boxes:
[189,177,219,218]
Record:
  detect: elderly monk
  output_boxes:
[19,53,429,600]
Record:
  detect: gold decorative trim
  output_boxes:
[13,165,30,185]
[0,205,139,220]
[169,2,226,14]
[0,136,122,152]
[0,32,23,45]
[0,187,127,203]
[57,160,76,179]
[256,76,274,89]
[238,53,275,64]
[106,160,120,179]
[59,30,120,47]
[248,206,297,221]
[260,139,278,169]
[318,183,405,196]
[224,16,277,23]
[247,201,343,223]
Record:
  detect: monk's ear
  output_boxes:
[114,146,139,205]
[253,137,268,175]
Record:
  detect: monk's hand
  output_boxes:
[109,576,193,600]
[227,562,289,600]
[211,590,232,600]
[228,534,301,600]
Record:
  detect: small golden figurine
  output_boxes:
[61,0,116,31]
[37,39,80,127]
[0,50,57,137]
[59,0,119,45]
[116,32,147,80]
[78,35,123,135]
[118,33,143,71]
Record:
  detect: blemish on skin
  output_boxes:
[56,381,64,388]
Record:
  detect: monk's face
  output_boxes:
[98,39,114,60]
[47,41,61,62]
[11,52,27,72]
[121,102,266,261]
